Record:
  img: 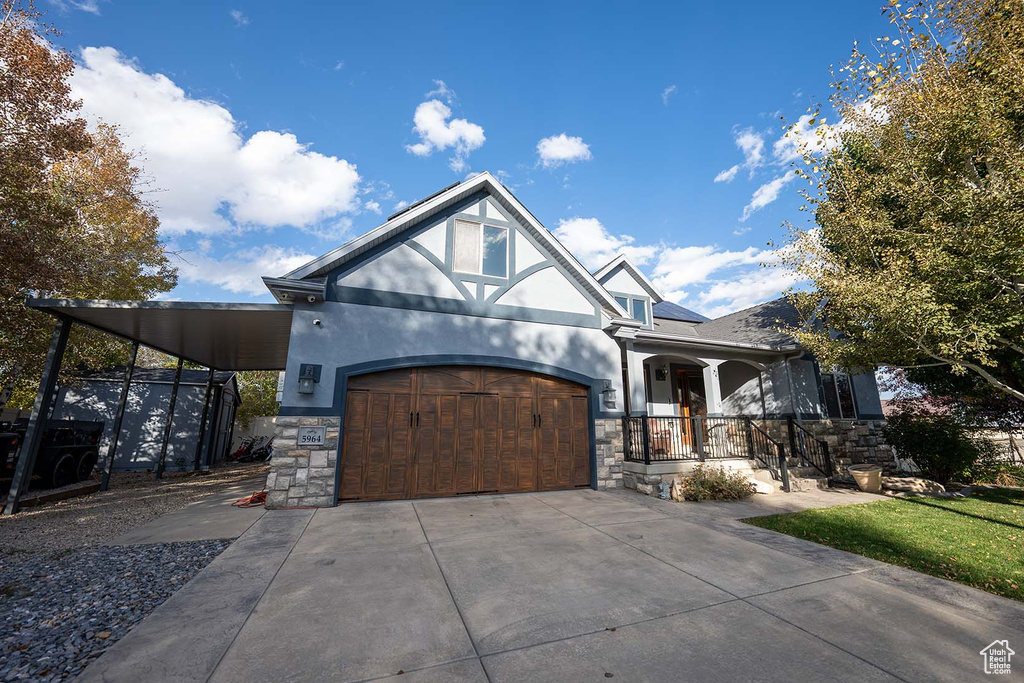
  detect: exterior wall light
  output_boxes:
[297,363,322,395]
[655,364,669,382]
[601,380,617,408]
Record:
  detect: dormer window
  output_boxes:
[454,219,508,277]
[631,299,648,325]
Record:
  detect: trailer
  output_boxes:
[0,419,105,490]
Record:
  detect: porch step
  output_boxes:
[746,468,829,494]
[788,466,829,478]
[787,474,830,492]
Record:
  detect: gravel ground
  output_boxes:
[0,462,267,680]
[0,541,229,682]
[0,463,268,552]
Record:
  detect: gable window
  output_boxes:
[614,296,628,311]
[631,299,648,324]
[453,219,508,277]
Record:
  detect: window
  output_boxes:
[453,220,507,277]
[614,296,628,311]
[631,299,648,324]
[820,371,857,418]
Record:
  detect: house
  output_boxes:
[259,172,887,507]
[52,368,240,472]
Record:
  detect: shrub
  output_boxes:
[882,413,996,484]
[677,465,756,502]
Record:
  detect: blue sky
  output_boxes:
[49,0,884,317]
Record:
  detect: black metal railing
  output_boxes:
[623,415,791,490]
[787,417,833,479]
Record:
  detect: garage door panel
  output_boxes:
[571,396,591,486]
[455,396,479,493]
[418,367,478,393]
[482,368,534,397]
[349,368,414,392]
[340,367,590,502]
[479,395,501,492]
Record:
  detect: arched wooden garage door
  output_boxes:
[338,366,591,502]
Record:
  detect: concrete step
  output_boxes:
[788,465,829,478]
[787,475,830,492]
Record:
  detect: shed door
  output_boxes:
[339,366,590,502]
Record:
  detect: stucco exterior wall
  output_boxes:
[280,301,624,415]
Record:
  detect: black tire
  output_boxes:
[47,452,77,489]
[76,450,99,482]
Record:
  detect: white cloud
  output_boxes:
[364,200,381,214]
[552,214,797,319]
[230,9,249,26]
[176,245,316,296]
[425,79,456,104]
[650,245,768,299]
[334,61,345,71]
[714,165,740,183]
[661,85,677,105]
[714,127,765,183]
[740,172,796,220]
[405,99,485,173]
[696,267,802,318]
[51,0,103,14]
[553,217,658,270]
[70,47,361,235]
[537,133,592,168]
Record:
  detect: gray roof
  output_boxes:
[642,297,802,350]
[28,299,293,370]
[693,298,801,346]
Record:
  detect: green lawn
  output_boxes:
[744,488,1024,601]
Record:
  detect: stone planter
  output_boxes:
[848,463,883,493]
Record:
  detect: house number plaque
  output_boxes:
[297,426,326,446]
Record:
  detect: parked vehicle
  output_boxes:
[227,434,274,463]
[0,418,105,490]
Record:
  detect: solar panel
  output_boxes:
[652,301,710,323]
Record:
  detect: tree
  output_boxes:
[234,371,281,429]
[1,2,176,407]
[779,0,1024,405]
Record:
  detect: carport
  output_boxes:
[3,299,292,515]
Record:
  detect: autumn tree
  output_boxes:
[779,0,1024,404]
[1,2,176,407]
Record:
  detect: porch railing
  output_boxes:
[622,415,791,491]
[787,417,833,479]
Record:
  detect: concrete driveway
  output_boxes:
[81,490,1024,682]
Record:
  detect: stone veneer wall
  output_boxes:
[623,418,897,498]
[594,418,624,489]
[761,419,897,476]
[265,416,339,508]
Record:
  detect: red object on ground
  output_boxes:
[232,490,267,508]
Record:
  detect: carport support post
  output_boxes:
[3,318,71,515]
[155,357,184,479]
[192,367,215,471]
[100,341,138,491]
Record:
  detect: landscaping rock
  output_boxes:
[881,476,945,494]
[0,540,229,682]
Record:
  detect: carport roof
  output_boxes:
[27,299,293,370]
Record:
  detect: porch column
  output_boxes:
[3,318,71,515]
[191,367,215,471]
[702,360,724,415]
[100,341,139,491]
[624,341,646,415]
[155,357,184,479]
